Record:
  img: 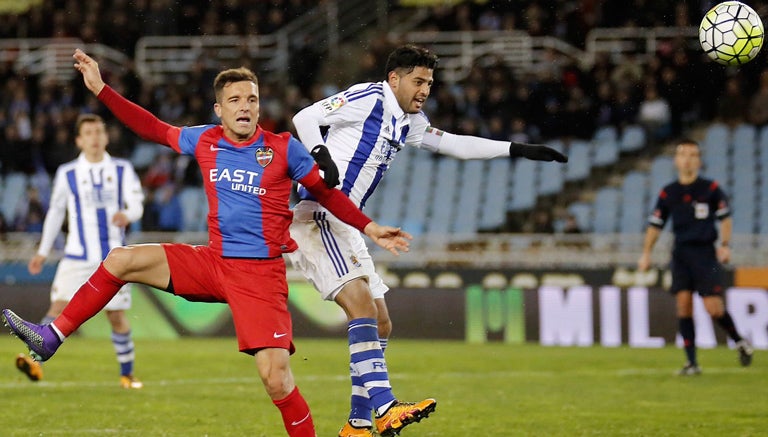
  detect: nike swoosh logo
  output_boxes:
[210,145,226,151]
[291,412,311,426]
[273,332,288,338]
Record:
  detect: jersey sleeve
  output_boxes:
[647,189,669,228]
[293,83,383,149]
[405,112,431,148]
[37,167,68,257]
[97,85,182,151]
[413,112,510,159]
[121,162,145,222]
[711,181,731,220]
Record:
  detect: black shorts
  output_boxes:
[669,244,724,296]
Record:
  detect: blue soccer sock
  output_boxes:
[348,318,396,419]
[111,330,136,376]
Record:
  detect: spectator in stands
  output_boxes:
[637,139,753,376]
[747,68,768,126]
[530,210,555,234]
[717,77,747,126]
[562,214,582,234]
[15,186,45,232]
[637,85,671,141]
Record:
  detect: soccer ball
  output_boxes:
[699,1,764,66]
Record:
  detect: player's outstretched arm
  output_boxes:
[73,49,177,147]
[73,48,106,96]
[509,141,568,162]
[420,127,568,163]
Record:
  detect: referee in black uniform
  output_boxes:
[638,139,753,375]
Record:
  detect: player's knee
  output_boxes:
[260,368,293,399]
[336,284,377,318]
[103,247,134,277]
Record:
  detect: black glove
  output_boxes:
[509,141,568,163]
[310,144,340,188]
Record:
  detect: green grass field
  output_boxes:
[0,336,764,436]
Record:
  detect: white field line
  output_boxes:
[0,366,761,390]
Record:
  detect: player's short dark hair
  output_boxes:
[75,113,105,136]
[676,138,700,148]
[213,67,258,102]
[384,45,439,78]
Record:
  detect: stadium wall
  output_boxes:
[1,264,766,349]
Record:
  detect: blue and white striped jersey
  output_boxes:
[37,153,144,262]
[295,81,430,209]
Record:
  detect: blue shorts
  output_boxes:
[669,244,724,296]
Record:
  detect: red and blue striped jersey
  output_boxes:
[97,84,371,259]
[170,125,316,258]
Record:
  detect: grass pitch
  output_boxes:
[0,336,763,436]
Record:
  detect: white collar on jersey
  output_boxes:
[382,81,406,119]
[77,151,112,167]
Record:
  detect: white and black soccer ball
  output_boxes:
[699,1,764,66]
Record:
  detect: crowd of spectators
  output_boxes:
[1,0,767,235]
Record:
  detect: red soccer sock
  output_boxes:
[272,386,316,437]
[54,263,126,336]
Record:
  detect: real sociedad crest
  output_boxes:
[255,147,274,167]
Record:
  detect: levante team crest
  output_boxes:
[255,146,274,167]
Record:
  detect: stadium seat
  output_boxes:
[568,201,592,232]
[703,151,729,187]
[401,158,433,232]
[592,139,619,167]
[509,159,537,211]
[538,140,565,196]
[593,187,621,233]
[130,142,163,169]
[732,123,757,150]
[479,158,511,230]
[619,124,646,152]
[0,172,29,224]
[179,186,208,231]
[425,157,459,234]
[453,160,483,233]
[619,171,648,233]
[702,122,729,150]
[732,208,756,234]
[564,140,591,182]
[648,156,675,211]
[593,125,618,143]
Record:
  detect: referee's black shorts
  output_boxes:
[669,243,724,296]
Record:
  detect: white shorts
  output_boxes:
[51,258,132,311]
[288,201,388,301]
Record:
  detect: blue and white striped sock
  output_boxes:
[349,318,396,418]
[111,330,135,377]
[349,368,372,427]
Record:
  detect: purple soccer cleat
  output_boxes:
[2,309,62,362]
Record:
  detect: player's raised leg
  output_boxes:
[3,245,170,361]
